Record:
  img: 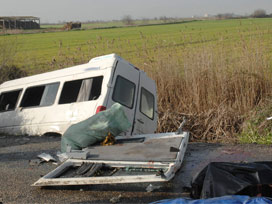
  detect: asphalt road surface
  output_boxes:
[1,135,272,203]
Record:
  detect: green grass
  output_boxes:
[239,104,272,144]
[2,18,272,74]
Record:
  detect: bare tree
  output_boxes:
[252,9,267,18]
[159,16,168,23]
[216,13,235,19]
[122,15,134,25]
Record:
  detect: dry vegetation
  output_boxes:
[145,37,272,143]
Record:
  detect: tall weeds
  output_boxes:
[139,32,272,142]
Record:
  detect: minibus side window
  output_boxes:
[59,76,103,104]
[0,90,22,112]
[59,80,82,104]
[20,86,45,107]
[140,88,154,120]
[89,76,103,100]
[40,83,60,106]
[20,83,60,108]
[112,76,135,109]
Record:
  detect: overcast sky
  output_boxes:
[1,0,272,23]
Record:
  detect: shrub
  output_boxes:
[252,9,267,18]
[240,104,272,144]
[0,65,28,84]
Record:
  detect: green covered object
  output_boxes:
[61,103,131,152]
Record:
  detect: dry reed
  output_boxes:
[140,33,272,142]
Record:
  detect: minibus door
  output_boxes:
[106,61,140,136]
[133,72,158,135]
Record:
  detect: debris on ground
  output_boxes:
[29,153,58,166]
[29,159,43,166]
[32,131,189,187]
[56,151,69,162]
[110,194,122,203]
[146,184,161,192]
[221,150,235,155]
[37,153,57,162]
[15,137,30,144]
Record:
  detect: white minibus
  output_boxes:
[0,54,157,136]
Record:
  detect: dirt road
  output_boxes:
[0,135,272,203]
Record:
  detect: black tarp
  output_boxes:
[191,162,272,199]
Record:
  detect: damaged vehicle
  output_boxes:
[0,54,157,136]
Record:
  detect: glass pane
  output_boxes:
[77,78,93,102]
[0,90,21,111]
[59,80,82,104]
[40,83,60,106]
[140,88,154,119]
[113,76,135,108]
[20,86,45,107]
[89,76,103,100]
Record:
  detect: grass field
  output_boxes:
[1,18,272,143]
[1,18,271,72]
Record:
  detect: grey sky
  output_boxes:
[1,0,272,23]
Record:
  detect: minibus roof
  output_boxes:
[0,54,125,89]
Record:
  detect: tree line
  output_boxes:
[216,9,271,19]
[121,9,272,25]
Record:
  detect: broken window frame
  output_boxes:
[32,132,189,187]
[0,89,22,112]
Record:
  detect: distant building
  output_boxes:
[0,16,40,30]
